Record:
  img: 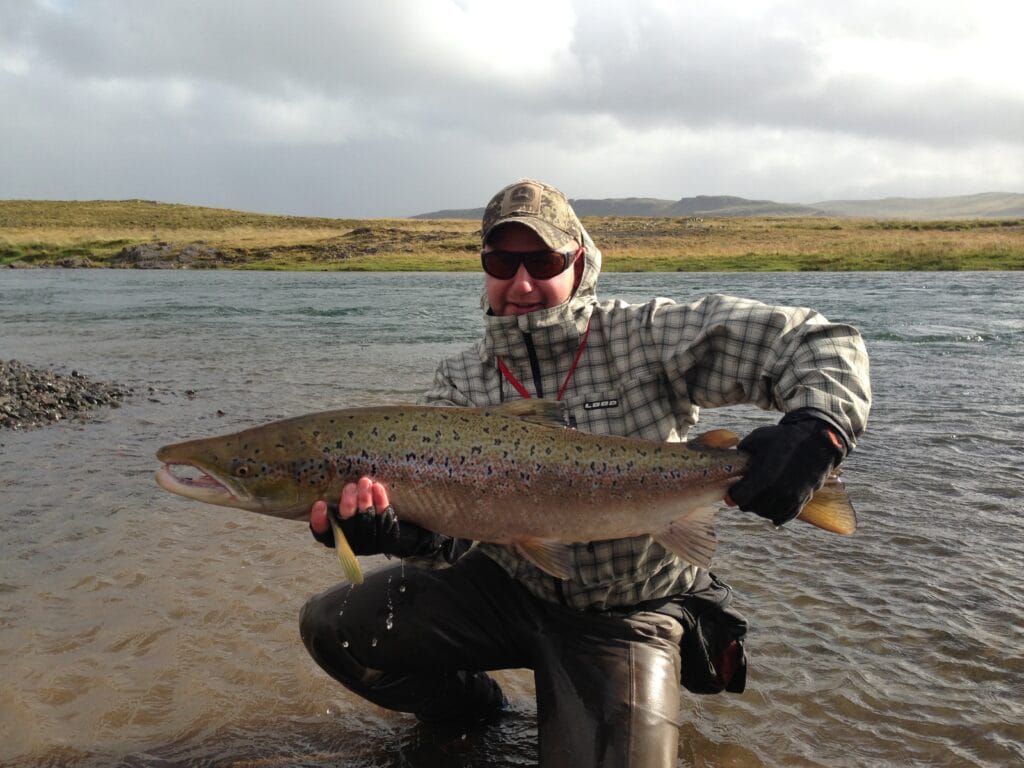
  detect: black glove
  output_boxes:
[727,409,848,526]
[310,504,470,563]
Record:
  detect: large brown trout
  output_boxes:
[155,400,856,584]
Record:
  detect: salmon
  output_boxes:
[156,400,856,583]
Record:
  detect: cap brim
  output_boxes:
[483,217,576,252]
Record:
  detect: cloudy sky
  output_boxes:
[2,0,1022,217]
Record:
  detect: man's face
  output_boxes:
[483,224,582,316]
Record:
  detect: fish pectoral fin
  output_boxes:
[485,399,567,428]
[652,506,718,568]
[797,475,858,535]
[514,539,574,580]
[329,515,365,585]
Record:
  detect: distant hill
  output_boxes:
[413,192,1024,220]
[809,192,1024,219]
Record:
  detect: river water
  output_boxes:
[1,270,1021,767]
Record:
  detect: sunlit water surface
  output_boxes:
[1,270,1021,767]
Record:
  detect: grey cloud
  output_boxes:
[9,0,1021,146]
[555,5,1022,146]
[1,0,1021,214]
[16,1,559,99]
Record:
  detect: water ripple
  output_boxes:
[2,271,1023,767]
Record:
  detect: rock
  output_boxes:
[110,242,178,269]
[54,256,95,268]
[111,241,228,269]
[0,359,133,430]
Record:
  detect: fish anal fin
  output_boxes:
[798,476,858,535]
[515,538,574,580]
[485,400,567,428]
[688,429,740,450]
[652,506,718,568]
[329,516,366,584]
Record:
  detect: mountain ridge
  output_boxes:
[412,191,1024,220]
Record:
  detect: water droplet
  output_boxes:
[371,637,378,647]
[398,583,407,593]
[341,641,349,648]
[384,574,397,632]
[337,609,344,616]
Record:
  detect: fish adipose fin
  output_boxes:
[687,429,740,450]
[328,515,366,584]
[515,538,574,580]
[653,505,718,568]
[797,475,858,535]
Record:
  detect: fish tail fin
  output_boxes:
[653,505,718,568]
[328,515,365,584]
[797,475,857,535]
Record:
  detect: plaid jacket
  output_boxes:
[421,229,871,611]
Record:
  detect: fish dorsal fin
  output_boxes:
[514,538,574,580]
[687,429,740,450]
[797,475,858,535]
[652,506,719,568]
[485,399,567,428]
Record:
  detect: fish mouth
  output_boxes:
[156,462,241,507]
[155,461,308,518]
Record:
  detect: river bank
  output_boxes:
[2,200,1022,271]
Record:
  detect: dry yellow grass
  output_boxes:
[1,201,1021,271]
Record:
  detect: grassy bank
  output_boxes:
[2,200,1022,271]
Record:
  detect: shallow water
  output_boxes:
[1,270,1022,767]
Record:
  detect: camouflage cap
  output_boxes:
[481,179,582,251]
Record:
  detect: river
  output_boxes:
[1,270,1021,767]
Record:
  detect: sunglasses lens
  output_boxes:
[523,252,568,280]
[481,252,520,279]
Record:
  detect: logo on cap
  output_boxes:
[501,183,541,216]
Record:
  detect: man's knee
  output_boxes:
[298,585,372,687]
[299,585,358,671]
[299,588,336,652]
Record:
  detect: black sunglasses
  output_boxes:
[481,244,583,280]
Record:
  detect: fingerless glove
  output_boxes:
[310,504,470,563]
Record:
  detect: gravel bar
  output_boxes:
[0,359,133,430]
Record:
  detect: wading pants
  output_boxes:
[300,549,684,768]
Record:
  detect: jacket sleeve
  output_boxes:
[649,294,871,446]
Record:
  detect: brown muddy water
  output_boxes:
[1,271,1022,767]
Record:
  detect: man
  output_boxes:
[300,179,871,767]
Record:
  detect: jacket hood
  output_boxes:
[481,224,603,359]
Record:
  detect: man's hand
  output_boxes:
[726,410,847,526]
[310,477,390,548]
[309,476,469,562]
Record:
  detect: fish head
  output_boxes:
[155,420,336,520]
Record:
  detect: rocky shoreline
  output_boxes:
[0,359,133,430]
